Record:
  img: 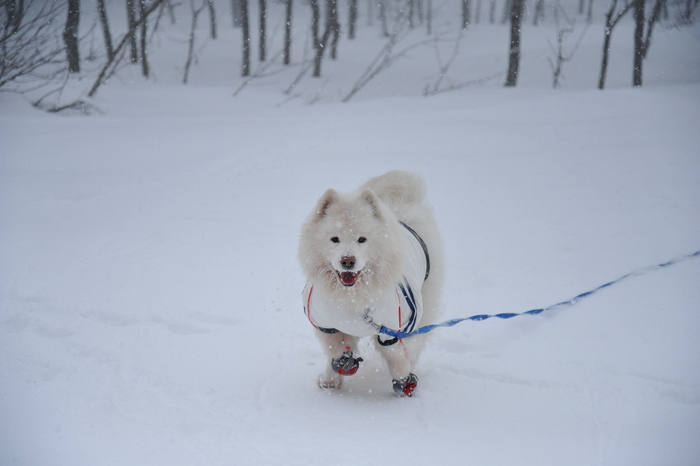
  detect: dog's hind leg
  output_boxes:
[315,330,360,389]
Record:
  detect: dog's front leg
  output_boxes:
[374,339,413,381]
[315,330,360,389]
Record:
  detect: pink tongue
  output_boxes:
[340,272,358,286]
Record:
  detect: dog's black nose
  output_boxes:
[341,256,356,270]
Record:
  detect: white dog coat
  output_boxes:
[302,223,429,343]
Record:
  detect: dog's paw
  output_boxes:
[331,349,363,376]
[318,372,343,389]
[392,373,418,397]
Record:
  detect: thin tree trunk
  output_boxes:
[598,0,633,89]
[632,0,644,86]
[380,0,389,37]
[139,0,149,77]
[208,0,216,38]
[533,0,545,25]
[501,0,513,24]
[64,0,81,73]
[311,0,332,77]
[259,0,266,61]
[88,0,166,97]
[311,0,320,47]
[184,1,205,84]
[241,0,250,75]
[599,27,612,89]
[427,0,433,33]
[348,0,357,39]
[5,0,21,34]
[97,0,114,59]
[327,0,339,60]
[504,0,523,86]
[231,0,243,27]
[284,0,292,64]
[642,0,664,58]
[126,0,139,63]
[462,0,471,28]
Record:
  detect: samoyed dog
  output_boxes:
[298,171,443,397]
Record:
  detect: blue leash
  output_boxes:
[374,250,700,340]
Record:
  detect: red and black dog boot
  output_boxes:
[331,349,363,376]
[392,373,419,397]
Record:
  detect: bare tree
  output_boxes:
[231,0,243,27]
[501,0,513,23]
[97,0,114,60]
[139,0,150,76]
[207,0,216,38]
[241,0,250,75]
[87,0,166,97]
[427,0,433,32]
[310,0,340,76]
[533,0,545,25]
[126,0,139,63]
[259,0,266,61]
[462,0,471,28]
[1,0,66,90]
[184,0,206,83]
[283,0,292,64]
[504,0,524,86]
[598,0,633,89]
[63,0,80,73]
[632,0,644,86]
[679,0,699,22]
[548,4,588,88]
[348,0,358,39]
[642,0,666,58]
[380,0,389,37]
[630,0,667,87]
[3,0,23,34]
[342,14,436,102]
[310,0,327,76]
[327,0,340,59]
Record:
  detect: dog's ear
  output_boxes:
[314,188,339,220]
[360,188,383,220]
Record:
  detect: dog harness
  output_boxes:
[302,222,430,345]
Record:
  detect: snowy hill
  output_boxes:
[1,1,700,465]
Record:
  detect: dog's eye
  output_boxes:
[358,237,366,243]
[331,237,340,243]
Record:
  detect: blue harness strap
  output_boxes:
[378,250,700,339]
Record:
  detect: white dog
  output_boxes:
[298,171,443,397]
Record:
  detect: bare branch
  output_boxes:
[87,0,166,97]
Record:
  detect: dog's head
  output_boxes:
[299,187,403,294]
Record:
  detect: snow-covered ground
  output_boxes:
[1,2,700,465]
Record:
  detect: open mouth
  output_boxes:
[338,271,360,287]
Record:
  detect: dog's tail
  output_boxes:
[362,171,426,207]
